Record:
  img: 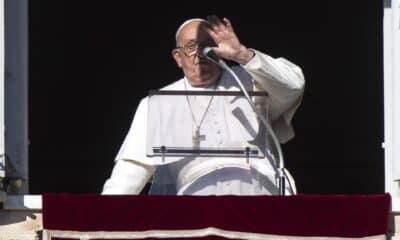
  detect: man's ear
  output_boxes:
[172,49,183,68]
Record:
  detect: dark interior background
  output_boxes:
[28,1,384,194]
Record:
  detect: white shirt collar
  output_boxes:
[183,77,219,91]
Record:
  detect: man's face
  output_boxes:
[172,21,221,87]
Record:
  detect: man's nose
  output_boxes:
[194,51,209,64]
[195,45,208,58]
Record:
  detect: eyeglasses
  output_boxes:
[177,40,216,57]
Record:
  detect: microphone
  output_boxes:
[202,47,228,68]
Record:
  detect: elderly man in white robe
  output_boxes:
[102,15,305,195]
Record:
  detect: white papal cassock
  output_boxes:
[102,49,305,195]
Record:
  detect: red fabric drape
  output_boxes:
[43,194,390,238]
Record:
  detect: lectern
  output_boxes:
[145,90,292,195]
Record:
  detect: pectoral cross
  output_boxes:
[192,128,206,147]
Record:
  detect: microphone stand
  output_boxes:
[203,47,288,195]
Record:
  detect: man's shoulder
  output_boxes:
[160,78,184,90]
[134,78,183,106]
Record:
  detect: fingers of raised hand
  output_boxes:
[205,27,219,42]
[207,15,227,32]
[222,18,234,32]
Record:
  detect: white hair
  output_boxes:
[175,18,209,45]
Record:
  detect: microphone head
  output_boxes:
[202,46,221,64]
